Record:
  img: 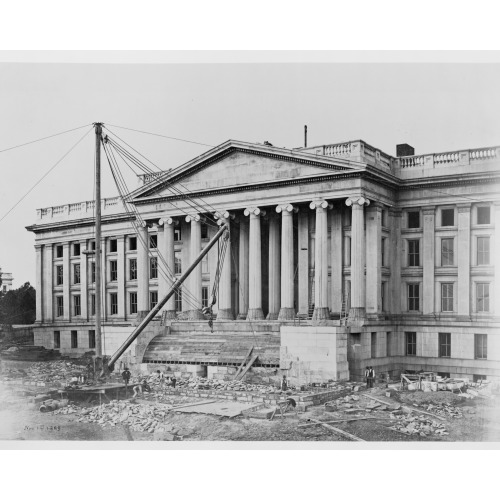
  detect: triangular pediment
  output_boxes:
[131,141,362,202]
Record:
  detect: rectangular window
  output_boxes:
[474,334,487,360]
[149,234,157,249]
[345,236,351,266]
[129,259,137,280]
[201,254,208,274]
[439,332,451,358]
[477,206,491,225]
[441,238,454,266]
[56,265,63,285]
[201,223,208,239]
[371,332,377,358]
[129,237,137,251]
[381,238,386,266]
[405,332,416,356]
[73,263,81,284]
[174,251,182,274]
[89,330,96,349]
[71,331,78,349]
[386,332,391,357]
[129,292,138,314]
[150,257,158,279]
[441,283,454,312]
[56,296,64,317]
[476,283,490,312]
[110,293,118,315]
[174,226,182,242]
[110,260,118,281]
[150,291,158,310]
[73,295,81,316]
[438,372,450,379]
[91,294,96,316]
[473,374,487,383]
[381,209,388,227]
[73,243,80,256]
[477,237,490,265]
[408,211,420,229]
[175,289,182,312]
[54,331,60,349]
[441,208,455,227]
[381,282,387,312]
[408,239,420,267]
[56,245,63,258]
[408,283,420,311]
[91,241,96,251]
[202,286,209,309]
[91,262,96,283]
[109,239,117,253]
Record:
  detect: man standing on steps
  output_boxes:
[122,367,131,394]
[365,366,370,388]
[368,366,375,388]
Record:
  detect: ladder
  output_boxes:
[340,292,350,325]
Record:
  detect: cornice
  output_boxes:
[26,213,135,234]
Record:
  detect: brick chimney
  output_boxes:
[396,144,415,157]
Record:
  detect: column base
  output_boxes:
[348,307,366,321]
[216,309,234,321]
[247,308,264,321]
[162,310,177,320]
[278,307,296,321]
[187,309,205,320]
[266,311,279,320]
[312,307,330,322]
[237,313,247,320]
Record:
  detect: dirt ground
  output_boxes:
[1,383,499,442]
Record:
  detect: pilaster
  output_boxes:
[422,206,435,315]
[366,203,382,316]
[43,244,53,322]
[35,244,43,323]
[137,224,150,319]
[389,208,402,315]
[80,239,88,320]
[63,242,70,320]
[457,203,471,316]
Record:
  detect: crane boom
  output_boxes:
[107,222,229,371]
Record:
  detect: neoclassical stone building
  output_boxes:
[26,138,500,383]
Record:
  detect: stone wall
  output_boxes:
[280,326,349,385]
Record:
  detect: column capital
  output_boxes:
[309,200,332,210]
[214,210,235,221]
[159,216,179,226]
[34,244,43,250]
[276,203,298,214]
[244,207,266,217]
[345,196,370,207]
[185,213,202,223]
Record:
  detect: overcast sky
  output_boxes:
[1,58,500,287]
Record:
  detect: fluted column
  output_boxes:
[237,217,250,319]
[35,245,43,323]
[159,217,177,319]
[217,212,234,320]
[186,214,204,319]
[137,223,150,318]
[310,200,332,322]
[277,204,297,320]
[346,196,370,321]
[244,207,265,320]
[267,213,281,320]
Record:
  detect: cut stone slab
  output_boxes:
[245,408,275,419]
[173,400,263,418]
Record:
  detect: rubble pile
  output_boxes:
[1,361,87,387]
[425,402,463,419]
[389,413,449,437]
[54,400,184,435]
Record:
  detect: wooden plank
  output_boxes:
[233,347,254,379]
[168,399,219,411]
[306,418,365,441]
[236,354,259,381]
[362,394,446,421]
[298,416,388,428]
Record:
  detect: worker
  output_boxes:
[280,375,288,392]
[365,366,370,388]
[368,366,375,388]
[132,379,151,399]
[122,367,131,388]
[171,375,177,388]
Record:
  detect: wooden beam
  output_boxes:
[306,418,365,441]
[236,354,259,381]
[234,347,254,380]
[362,394,446,421]
[298,416,388,428]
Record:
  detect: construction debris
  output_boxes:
[388,413,449,437]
